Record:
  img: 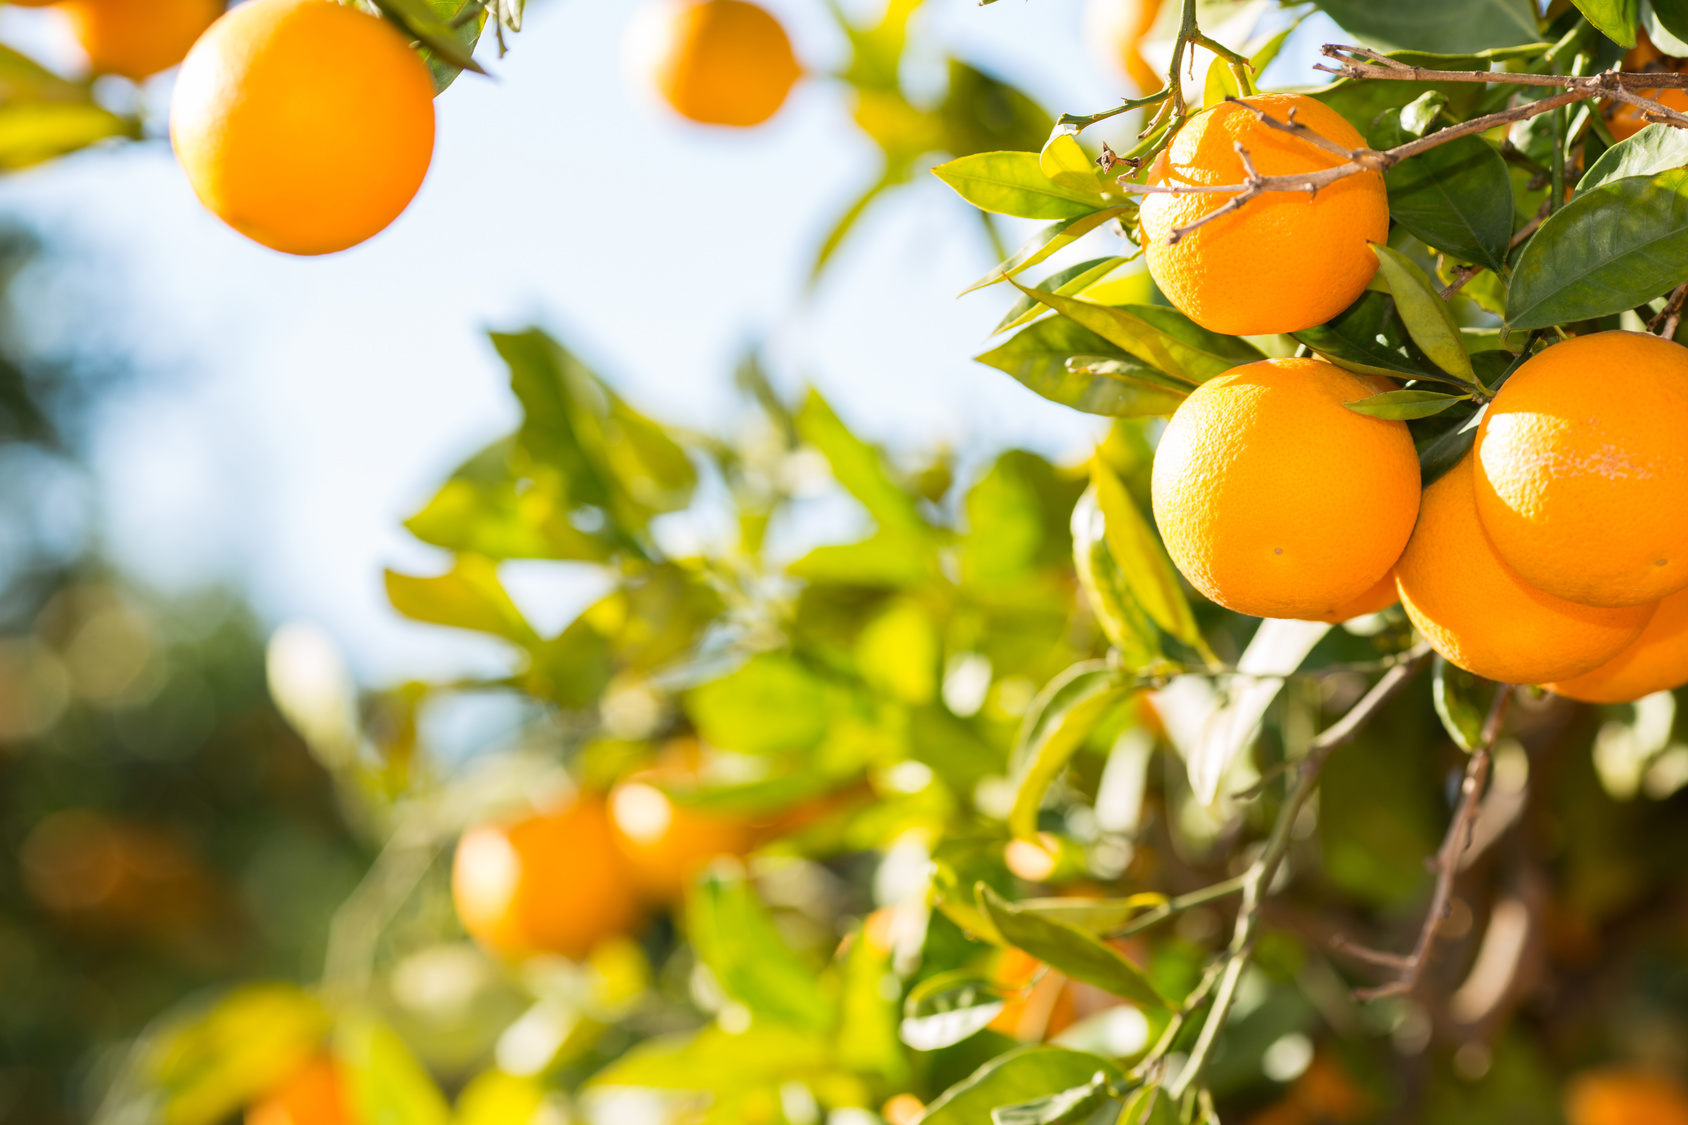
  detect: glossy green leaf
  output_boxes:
[1433,656,1490,751]
[993,1072,1113,1125]
[1292,291,1433,380]
[1040,132,1108,193]
[1091,458,1204,651]
[411,0,486,91]
[686,653,829,756]
[1202,55,1242,108]
[1571,0,1640,46]
[963,208,1132,294]
[336,1014,452,1125]
[1578,124,1688,193]
[1416,404,1483,486]
[1072,486,1161,667]
[975,316,1187,418]
[385,556,537,646]
[1007,662,1128,838]
[1006,284,1257,384]
[1312,0,1541,53]
[979,887,1168,1007]
[994,258,1131,336]
[921,1048,1124,1125]
[1344,388,1471,420]
[689,868,837,1034]
[900,971,1013,1051]
[373,0,487,73]
[1507,169,1688,330]
[1370,243,1478,384]
[1386,135,1513,273]
[933,151,1108,220]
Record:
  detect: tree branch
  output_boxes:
[1653,282,1688,337]
[1332,685,1514,1001]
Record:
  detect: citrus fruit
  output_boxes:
[247,1056,353,1125]
[170,0,435,255]
[1551,587,1688,703]
[452,796,642,960]
[1304,569,1398,624]
[1395,455,1656,684]
[59,0,221,80]
[1083,0,1164,94]
[1474,331,1688,608]
[1150,358,1420,619]
[1607,35,1688,141]
[1138,93,1389,335]
[1566,1069,1688,1125]
[626,0,800,127]
[990,946,1077,1041]
[608,740,759,902]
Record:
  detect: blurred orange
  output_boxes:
[608,738,759,902]
[58,0,222,80]
[882,1093,925,1125]
[1608,32,1688,141]
[1566,1069,1688,1125]
[247,1055,354,1125]
[452,796,643,960]
[989,946,1077,1041]
[629,0,800,127]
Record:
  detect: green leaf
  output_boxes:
[1091,458,1204,652]
[1312,0,1541,54]
[140,985,327,1125]
[1433,656,1490,752]
[373,0,488,73]
[1202,54,1242,108]
[385,555,537,646]
[900,971,1013,1051]
[403,440,614,562]
[796,390,930,543]
[589,1023,830,1093]
[838,920,909,1085]
[975,318,1188,418]
[0,102,138,169]
[1415,402,1484,486]
[1386,135,1513,273]
[410,0,487,91]
[1007,662,1129,839]
[993,1072,1113,1125]
[963,209,1132,295]
[933,151,1109,219]
[1578,124,1688,193]
[525,615,611,709]
[1040,132,1108,194]
[1292,291,1434,380]
[1006,284,1257,384]
[994,258,1131,336]
[1648,0,1688,52]
[1571,0,1640,46]
[939,61,1055,158]
[686,653,829,756]
[921,1048,1124,1125]
[789,533,932,587]
[336,1014,452,1125]
[689,867,838,1034]
[1507,168,1688,330]
[1343,388,1471,420]
[979,887,1168,1008]
[1370,243,1478,384]
[1072,486,1160,667]
[1008,893,1170,934]
[456,1070,547,1125]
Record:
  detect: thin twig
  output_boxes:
[1651,281,1688,337]
[1109,874,1251,938]
[1440,263,1482,300]
[1319,45,1688,89]
[1334,686,1514,1001]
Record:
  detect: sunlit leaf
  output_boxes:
[1370,243,1478,384]
[1040,132,1108,194]
[837,922,909,1084]
[1576,123,1688,193]
[1433,656,1491,752]
[994,258,1131,336]
[992,1071,1113,1125]
[689,867,837,1034]
[979,887,1167,1007]
[1291,291,1434,380]
[975,317,1187,418]
[963,209,1132,295]
[1344,388,1471,420]
[456,1069,548,1125]
[920,1047,1123,1125]
[933,150,1109,219]
[796,390,930,543]
[900,971,1014,1051]
[337,1013,452,1125]
[1090,459,1203,654]
[1312,0,1540,53]
[686,653,829,756]
[385,555,537,646]
[0,102,138,170]
[1072,485,1160,667]
[1571,0,1640,46]
[588,1022,830,1092]
[1385,135,1513,273]
[1005,284,1256,384]
[141,984,327,1125]
[1007,662,1129,839]
[373,0,487,73]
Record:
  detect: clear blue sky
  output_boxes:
[0,0,1340,684]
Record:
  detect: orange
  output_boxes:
[1395,455,1655,684]
[608,740,759,902]
[247,1056,354,1125]
[1150,358,1420,619]
[1083,0,1164,94]
[170,0,435,255]
[1304,569,1399,624]
[1551,587,1688,703]
[59,0,221,80]
[1608,87,1688,141]
[628,0,800,127]
[882,1094,926,1125]
[990,946,1077,1041]
[1474,332,1688,608]
[1139,93,1389,335]
[452,796,642,960]
[1566,1069,1688,1125]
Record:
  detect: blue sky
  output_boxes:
[0,0,1339,684]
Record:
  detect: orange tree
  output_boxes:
[15,1,1688,1125]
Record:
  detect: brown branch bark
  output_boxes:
[1332,686,1514,1001]
[1651,281,1688,337]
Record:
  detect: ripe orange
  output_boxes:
[1474,332,1688,608]
[1565,1069,1688,1125]
[608,741,759,902]
[59,0,221,81]
[1138,93,1389,335]
[1551,587,1688,703]
[1395,455,1655,684]
[247,1056,353,1125]
[452,796,642,961]
[1150,358,1420,619]
[170,0,435,255]
[1304,569,1399,624]
[628,0,800,127]
[1083,0,1164,94]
